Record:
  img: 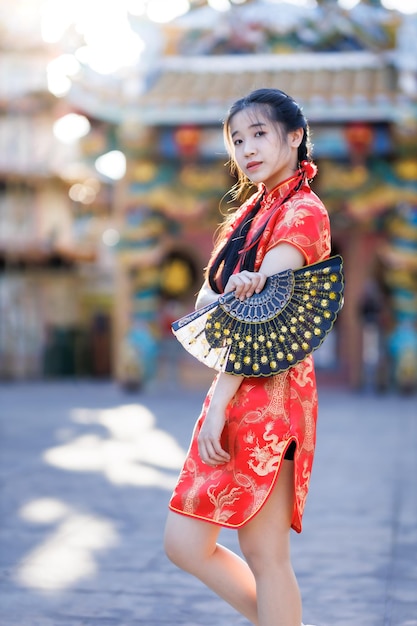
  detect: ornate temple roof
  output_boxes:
[136,52,399,124]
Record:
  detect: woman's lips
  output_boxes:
[246,161,262,172]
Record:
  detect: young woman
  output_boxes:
[164,88,331,626]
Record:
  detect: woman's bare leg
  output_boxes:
[165,461,301,626]
[164,510,258,624]
[238,460,302,626]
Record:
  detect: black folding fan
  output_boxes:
[172,255,344,377]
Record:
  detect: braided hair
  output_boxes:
[208,88,314,294]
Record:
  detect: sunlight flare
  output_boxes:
[16,508,118,591]
[43,404,186,489]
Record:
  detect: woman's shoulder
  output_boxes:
[290,186,329,218]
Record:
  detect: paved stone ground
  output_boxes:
[0,378,416,626]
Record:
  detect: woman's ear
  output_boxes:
[289,128,304,148]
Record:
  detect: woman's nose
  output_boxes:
[244,141,255,156]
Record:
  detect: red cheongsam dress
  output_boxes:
[169,172,331,533]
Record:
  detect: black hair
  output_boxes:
[207,88,312,293]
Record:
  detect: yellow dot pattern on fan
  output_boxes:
[172,256,344,377]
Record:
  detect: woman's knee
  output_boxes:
[164,516,190,568]
[164,511,218,572]
[239,529,290,576]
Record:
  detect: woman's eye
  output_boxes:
[255,131,265,137]
[233,138,242,146]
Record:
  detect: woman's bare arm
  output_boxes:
[197,243,305,466]
[260,241,304,275]
[198,372,242,466]
[223,242,304,300]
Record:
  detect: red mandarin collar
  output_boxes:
[260,174,305,209]
[257,161,317,211]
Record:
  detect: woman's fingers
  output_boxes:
[225,271,266,300]
[200,443,229,466]
[252,272,267,293]
[198,436,230,466]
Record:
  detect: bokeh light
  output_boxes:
[102,228,121,247]
[95,151,127,180]
[53,114,91,143]
[338,0,360,9]
[208,0,231,11]
[127,0,147,15]
[146,0,190,23]
[41,0,145,74]
[47,55,80,97]
[381,0,417,13]
[47,73,72,97]
[69,182,97,204]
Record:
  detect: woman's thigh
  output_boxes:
[238,460,295,569]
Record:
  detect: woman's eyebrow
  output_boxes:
[231,122,266,138]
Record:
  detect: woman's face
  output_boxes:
[228,107,303,192]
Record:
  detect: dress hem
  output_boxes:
[169,436,303,534]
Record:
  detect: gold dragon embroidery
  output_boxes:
[247,421,286,476]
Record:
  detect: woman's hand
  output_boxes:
[197,370,242,467]
[224,270,267,301]
[198,407,230,466]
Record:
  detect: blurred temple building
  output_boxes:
[0,0,416,392]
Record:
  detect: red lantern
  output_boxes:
[174,125,201,157]
[345,123,374,159]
